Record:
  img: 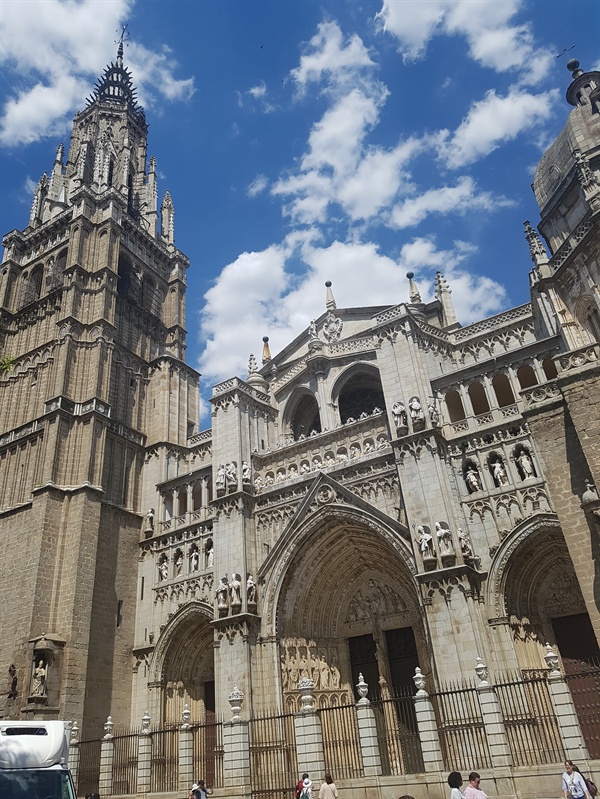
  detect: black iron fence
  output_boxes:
[431,681,492,772]
[192,720,224,789]
[564,658,600,759]
[150,726,179,793]
[111,730,139,795]
[319,703,364,780]
[495,672,564,765]
[76,738,101,797]
[249,711,297,799]
[372,693,424,775]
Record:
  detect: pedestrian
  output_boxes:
[300,777,314,799]
[464,772,488,799]
[562,760,592,799]
[319,773,338,799]
[448,772,465,799]
[189,784,200,799]
[295,773,309,799]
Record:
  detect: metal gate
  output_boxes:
[249,711,297,799]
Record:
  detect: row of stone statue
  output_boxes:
[392,396,440,431]
[415,524,481,569]
[464,448,537,494]
[280,644,341,692]
[157,541,214,582]
[346,579,407,622]
[215,461,252,492]
[215,573,258,615]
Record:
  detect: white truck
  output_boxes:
[0,720,76,799]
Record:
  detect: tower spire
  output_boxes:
[406,272,422,304]
[325,280,336,310]
[435,271,458,328]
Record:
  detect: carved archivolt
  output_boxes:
[346,579,406,622]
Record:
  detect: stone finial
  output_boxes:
[523,221,549,267]
[141,710,151,734]
[298,678,315,712]
[70,720,80,744]
[567,58,583,79]
[434,271,457,327]
[544,643,560,674]
[55,144,64,165]
[261,336,271,364]
[406,272,422,304]
[181,703,191,728]
[356,673,369,705]
[325,280,337,310]
[475,656,489,686]
[228,684,244,721]
[582,479,599,503]
[160,190,175,245]
[103,716,114,739]
[248,354,257,376]
[413,666,427,696]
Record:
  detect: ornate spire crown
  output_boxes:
[85,40,145,123]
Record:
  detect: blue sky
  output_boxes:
[1,0,599,419]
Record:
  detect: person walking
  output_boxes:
[300,777,314,799]
[464,772,488,799]
[562,761,592,799]
[448,772,465,799]
[319,773,338,799]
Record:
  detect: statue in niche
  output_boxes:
[458,528,481,569]
[158,557,169,582]
[288,653,299,688]
[31,659,47,697]
[8,664,18,700]
[229,573,242,608]
[310,651,320,686]
[205,540,214,568]
[350,443,361,458]
[242,461,251,483]
[247,574,258,607]
[300,461,310,474]
[319,654,330,689]
[392,401,407,429]
[409,397,424,423]
[377,434,388,449]
[280,654,289,690]
[216,465,226,490]
[415,526,435,558]
[254,474,264,491]
[491,459,509,487]
[435,522,454,555]
[145,508,155,531]
[428,401,440,426]
[364,440,374,452]
[174,551,184,576]
[330,655,341,689]
[324,453,335,466]
[216,576,229,613]
[308,319,318,339]
[516,450,536,480]
[225,462,237,486]
[465,467,482,493]
[190,549,199,572]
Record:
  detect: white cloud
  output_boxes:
[376,0,553,82]
[291,20,375,93]
[248,82,267,99]
[389,177,512,228]
[198,235,507,385]
[247,175,269,198]
[440,88,559,169]
[0,0,194,146]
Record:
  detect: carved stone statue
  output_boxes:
[145,508,155,530]
[465,467,482,493]
[190,549,199,572]
[225,462,237,486]
[491,460,509,487]
[158,558,169,582]
[247,575,258,608]
[216,576,229,613]
[242,461,251,483]
[428,402,440,426]
[435,522,454,555]
[230,573,242,608]
[174,551,183,576]
[216,465,226,489]
[308,319,318,339]
[458,528,481,569]
[516,450,536,479]
[409,397,424,422]
[31,659,47,697]
[416,526,435,558]
[205,541,214,568]
[392,401,407,429]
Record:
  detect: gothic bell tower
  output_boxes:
[0,44,198,734]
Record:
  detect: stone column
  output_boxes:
[68,721,80,791]
[294,679,326,778]
[98,717,114,798]
[223,685,251,798]
[137,711,152,794]
[412,667,444,771]
[544,644,590,759]
[474,658,512,768]
[355,674,382,776]
[179,704,194,793]
[187,483,194,522]
[173,488,180,519]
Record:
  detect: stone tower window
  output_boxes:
[542,357,558,380]
[517,365,537,389]
[492,374,515,407]
[468,382,490,415]
[445,389,466,422]
[290,392,321,440]
[336,370,385,424]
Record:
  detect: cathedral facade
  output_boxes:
[1,47,599,787]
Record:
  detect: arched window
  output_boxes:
[468,382,490,415]
[542,357,558,380]
[445,390,466,422]
[30,265,44,298]
[576,295,600,343]
[492,374,515,407]
[336,369,385,424]
[290,393,321,440]
[517,365,537,389]
[117,254,136,299]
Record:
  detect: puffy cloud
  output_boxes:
[291,20,375,92]
[0,0,194,146]
[247,175,269,198]
[377,0,553,81]
[389,177,512,228]
[440,88,559,169]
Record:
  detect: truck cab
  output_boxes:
[0,720,76,799]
